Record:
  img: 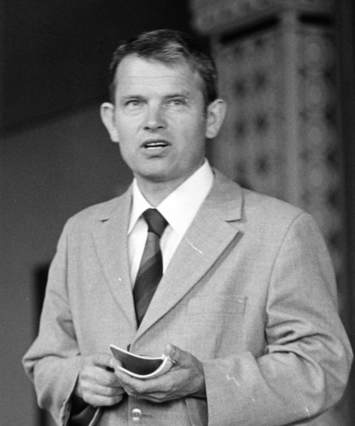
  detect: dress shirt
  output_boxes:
[128,160,214,284]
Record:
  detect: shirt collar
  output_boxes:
[128,181,152,234]
[128,159,214,236]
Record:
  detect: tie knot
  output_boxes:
[143,209,168,237]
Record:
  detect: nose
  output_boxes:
[143,104,166,131]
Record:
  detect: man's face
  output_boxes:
[101,54,224,188]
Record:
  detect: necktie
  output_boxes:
[133,208,168,325]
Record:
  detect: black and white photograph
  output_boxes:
[1,1,355,425]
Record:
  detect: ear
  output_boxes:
[205,99,227,139]
[100,102,119,143]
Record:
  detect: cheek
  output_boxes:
[116,116,140,137]
[117,140,136,166]
[116,123,139,151]
[173,117,205,140]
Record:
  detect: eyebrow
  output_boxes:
[119,95,145,102]
[164,93,189,99]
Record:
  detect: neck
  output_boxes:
[135,177,185,206]
[134,161,206,206]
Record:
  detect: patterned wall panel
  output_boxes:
[190,0,333,34]
[296,26,345,288]
[191,1,346,309]
[212,26,284,199]
[212,19,345,306]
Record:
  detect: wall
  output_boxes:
[0,104,131,425]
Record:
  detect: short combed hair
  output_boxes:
[108,29,218,105]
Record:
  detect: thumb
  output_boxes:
[164,344,186,366]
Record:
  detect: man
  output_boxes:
[23,29,352,426]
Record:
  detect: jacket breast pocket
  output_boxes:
[182,295,247,357]
[186,294,246,317]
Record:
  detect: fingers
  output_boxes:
[115,370,175,395]
[113,345,205,402]
[76,353,124,407]
[80,391,123,408]
[81,362,122,388]
[113,360,185,401]
[115,376,171,402]
[90,352,114,369]
[78,380,125,407]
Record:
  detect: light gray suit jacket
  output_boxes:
[23,170,352,426]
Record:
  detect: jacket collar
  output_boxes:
[91,170,244,337]
[135,169,244,340]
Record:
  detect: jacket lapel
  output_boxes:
[92,187,137,326]
[135,171,244,340]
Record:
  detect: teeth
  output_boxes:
[144,141,168,148]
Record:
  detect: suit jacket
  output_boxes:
[23,170,352,426]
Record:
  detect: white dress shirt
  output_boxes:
[128,160,214,284]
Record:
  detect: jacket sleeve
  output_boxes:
[203,213,353,426]
[22,219,96,425]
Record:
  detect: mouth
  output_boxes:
[142,139,170,150]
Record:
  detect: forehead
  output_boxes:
[114,54,204,96]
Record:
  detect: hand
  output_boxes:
[75,353,125,407]
[112,344,206,403]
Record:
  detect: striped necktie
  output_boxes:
[133,208,168,326]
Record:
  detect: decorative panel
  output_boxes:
[212,17,345,305]
[296,26,345,289]
[190,0,333,34]
[212,25,284,198]
[191,1,346,309]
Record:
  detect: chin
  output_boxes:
[136,165,171,181]
[141,172,170,183]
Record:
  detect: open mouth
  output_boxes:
[142,140,169,149]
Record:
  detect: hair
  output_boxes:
[108,29,218,106]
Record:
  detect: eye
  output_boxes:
[124,98,144,110]
[166,97,187,107]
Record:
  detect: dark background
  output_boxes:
[1,0,193,132]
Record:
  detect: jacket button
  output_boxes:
[131,407,142,422]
